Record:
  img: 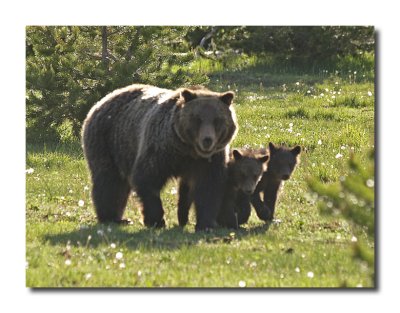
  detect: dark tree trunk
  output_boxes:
[199,26,218,49]
[101,26,109,70]
[126,27,142,61]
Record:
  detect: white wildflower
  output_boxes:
[115,252,123,260]
[250,262,257,269]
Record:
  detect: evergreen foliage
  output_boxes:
[26,26,207,141]
[26,26,374,142]
[307,150,375,283]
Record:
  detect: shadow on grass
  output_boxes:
[43,223,271,251]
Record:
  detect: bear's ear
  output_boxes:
[268,142,277,153]
[233,149,243,160]
[291,145,301,156]
[181,89,197,103]
[220,91,234,106]
[258,155,269,163]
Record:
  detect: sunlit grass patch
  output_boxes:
[26,71,374,287]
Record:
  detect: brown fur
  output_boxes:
[250,142,301,222]
[217,149,269,228]
[82,84,237,230]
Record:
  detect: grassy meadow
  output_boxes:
[26,59,375,288]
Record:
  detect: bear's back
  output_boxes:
[82,84,180,177]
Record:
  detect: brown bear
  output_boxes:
[177,149,268,229]
[250,142,301,222]
[82,84,237,231]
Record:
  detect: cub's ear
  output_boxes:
[232,149,243,160]
[268,142,277,153]
[220,91,234,106]
[258,155,269,163]
[181,89,197,103]
[291,145,301,156]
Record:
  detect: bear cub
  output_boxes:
[178,149,268,229]
[217,149,269,228]
[250,142,301,222]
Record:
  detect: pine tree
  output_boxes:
[26,26,208,142]
[308,150,375,284]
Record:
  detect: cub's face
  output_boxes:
[231,150,269,195]
[175,89,237,159]
[268,143,301,180]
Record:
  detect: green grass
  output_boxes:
[26,68,374,288]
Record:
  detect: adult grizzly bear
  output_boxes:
[82,84,237,231]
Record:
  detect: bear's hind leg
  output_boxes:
[133,173,166,228]
[136,186,166,228]
[92,169,131,224]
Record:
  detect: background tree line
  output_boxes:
[26,26,374,142]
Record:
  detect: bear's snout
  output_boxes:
[201,137,214,150]
[198,124,216,152]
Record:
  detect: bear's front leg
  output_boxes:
[177,179,193,227]
[251,192,271,222]
[236,192,251,225]
[217,194,239,229]
[263,204,275,221]
[193,156,226,232]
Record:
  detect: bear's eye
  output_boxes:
[191,116,202,127]
[213,117,223,129]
